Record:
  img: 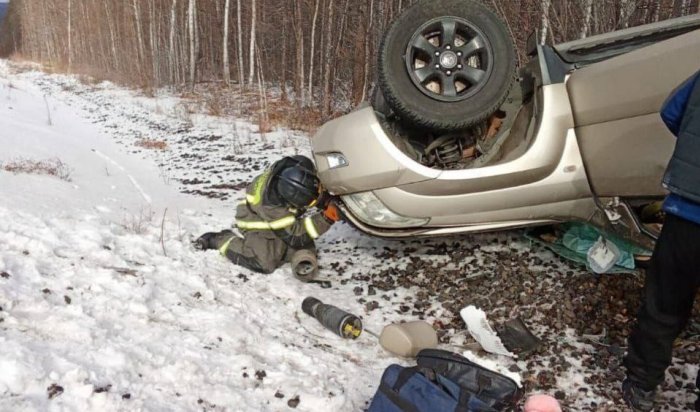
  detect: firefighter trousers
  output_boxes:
[218,230,316,275]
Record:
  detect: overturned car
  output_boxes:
[312,0,700,249]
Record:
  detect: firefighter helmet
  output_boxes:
[289,155,317,174]
[276,163,321,208]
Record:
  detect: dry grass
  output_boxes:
[179,83,327,133]
[1,157,73,181]
[135,138,168,151]
[205,93,224,116]
[10,57,329,134]
[5,54,42,74]
[266,100,323,134]
[121,207,155,234]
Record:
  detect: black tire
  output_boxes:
[370,87,393,119]
[378,0,516,132]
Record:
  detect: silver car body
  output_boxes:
[312,17,700,245]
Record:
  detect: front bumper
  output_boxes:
[338,201,558,238]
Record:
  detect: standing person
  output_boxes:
[622,69,700,412]
[194,155,340,280]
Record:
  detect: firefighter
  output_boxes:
[194,155,340,280]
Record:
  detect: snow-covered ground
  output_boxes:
[1,60,697,411]
[0,61,398,412]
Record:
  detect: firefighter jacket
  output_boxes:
[234,164,333,249]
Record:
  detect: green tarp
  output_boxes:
[526,222,652,274]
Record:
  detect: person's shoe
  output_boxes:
[193,233,215,250]
[622,378,655,411]
[193,230,233,251]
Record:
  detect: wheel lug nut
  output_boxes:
[446,71,452,75]
[457,64,462,69]
[435,51,440,56]
[435,64,440,69]
[446,45,451,50]
[457,51,463,56]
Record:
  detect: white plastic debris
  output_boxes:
[587,236,621,274]
[460,306,516,358]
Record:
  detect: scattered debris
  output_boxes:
[105,266,138,277]
[498,317,542,357]
[364,301,380,313]
[306,279,332,289]
[460,306,516,358]
[287,395,300,408]
[47,383,64,399]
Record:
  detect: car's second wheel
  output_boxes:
[378,0,516,132]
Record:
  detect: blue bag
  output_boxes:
[369,350,522,412]
[367,364,498,412]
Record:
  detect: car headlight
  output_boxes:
[342,191,429,228]
[325,152,348,169]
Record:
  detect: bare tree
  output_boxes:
[236,0,244,85]
[223,0,231,86]
[321,0,336,117]
[540,0,552,44]
[188,0,196,87]
[133,0,145,68]
[619,0,639,28]
[248,0,257,85]
[67,0,72,71]
[308,0,321,101]
[169,0,178,83]
[581,0,594,38]
[294,0,306,106]
[361,0,375,102]
[679,0,690,15]
[104,2,119,70]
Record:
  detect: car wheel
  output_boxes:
[378,0,516,132]
[370,87,393,119]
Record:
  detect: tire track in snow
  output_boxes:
[92,149,152,204]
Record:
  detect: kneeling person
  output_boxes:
[195,156,340,280]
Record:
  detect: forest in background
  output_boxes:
[0,0,698,127]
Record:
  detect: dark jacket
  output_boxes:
[661,70,700,225]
